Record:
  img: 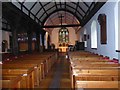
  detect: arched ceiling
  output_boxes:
[11,0,106,33]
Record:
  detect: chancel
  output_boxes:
[0,0,120,90]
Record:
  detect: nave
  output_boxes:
[1,51,119,90]
[1,1,120,90]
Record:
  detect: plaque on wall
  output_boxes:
[98,14,107,44]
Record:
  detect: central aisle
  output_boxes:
[37,53,71,89]
[49,55,64,88]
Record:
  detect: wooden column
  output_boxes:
[0,3,2,86]
[11,28,19,55]
[27,31,32,53]
[0,2,2,53]
[42,32,45,51]
[47,35,51,49]
[36,31,40,52]
[5,10,21,55]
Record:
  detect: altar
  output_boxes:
[59,46,68,52]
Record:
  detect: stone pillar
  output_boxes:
[27,31,32,53]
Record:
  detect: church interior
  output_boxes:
[0,0,120,89]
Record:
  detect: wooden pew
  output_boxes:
[2,67,35,88]
[2,52,58,89]
[2,74,22,88]
[75,81,118,88]
[3,59,46,87]
[68,51,120,89]
[71,68,119,89]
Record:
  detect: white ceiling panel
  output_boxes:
[67,2,76,8]
[56,2,60,4]
[57,4,60,8]
[30,13,35,20]
[76,12,82,19]
[84,2,92,6]
[44,2,55,10]
[39,0,53,2]
[66,5,75,12]
[82,0,94,2]
[23,6,29,15]
[36,8,44,18]
[47,6,56,14]
[40,14,47,21]
[12,0,24,2]
[24,0,38,2]
[68,0,79,2]
[23,2,35,9]
[90,4,95,10]
[77,6,85,16]
[41,2,49,6]
[79,2,88,12]
[31,2,41,14]
[36,19,39,23]
[12,2,21,9]
[61,4,65,8]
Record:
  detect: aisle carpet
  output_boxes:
[49,56,64,88]
[37,53,71,89]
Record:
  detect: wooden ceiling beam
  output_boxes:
[42,24,81,28]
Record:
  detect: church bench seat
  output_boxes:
[70,69,119,88]
[69,51,119,89]
[1,80,20,88]
[2,69,35,88]
[75,75,118,81]
[2,61,47,86]
[2,63,40,86]
[75,81,118,88]
[72,69,119,76]
[1,52,58,89]
[2,74,23,88]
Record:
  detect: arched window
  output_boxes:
[91,20,97,48]
[44,32,49,49]
[59,27,69,45]
[115,1,120,51]
[84,28,87,47]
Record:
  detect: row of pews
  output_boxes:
[1,51,58,89]
[68,51,120,90]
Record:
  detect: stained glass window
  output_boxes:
[59,27,69,44]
